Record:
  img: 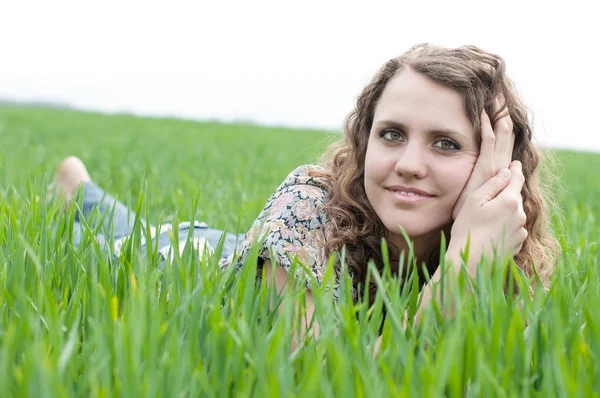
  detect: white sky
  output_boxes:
[1,0,599,152]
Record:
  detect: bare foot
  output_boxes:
[52,156,92,202]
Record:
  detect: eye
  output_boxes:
[433,138,460,151]
[380,129,404,142]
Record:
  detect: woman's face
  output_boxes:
[364,68,479,255]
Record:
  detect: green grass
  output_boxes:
[1,105,599,396]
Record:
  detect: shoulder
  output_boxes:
[274,164,330,195]
[234,164,331,279]
[261,164,330,228]
[228,164,358,302]
[247,164,330,247]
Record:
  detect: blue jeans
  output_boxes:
[72,181,244,261]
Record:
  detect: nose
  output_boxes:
[394,141,428,179]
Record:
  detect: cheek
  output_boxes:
[438,160,475,197]
[364,142,394,179]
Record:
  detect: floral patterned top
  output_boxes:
[220,164,358,302]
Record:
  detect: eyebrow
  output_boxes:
[375,120,471,141]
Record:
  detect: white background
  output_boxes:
[1,0,598,152]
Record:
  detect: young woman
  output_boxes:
[53,43,558,341]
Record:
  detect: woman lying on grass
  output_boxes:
[53,43,558,350]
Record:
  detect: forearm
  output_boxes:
[373,245,475,360]
[413,243,472,324]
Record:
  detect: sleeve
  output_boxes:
[234,165,330,288]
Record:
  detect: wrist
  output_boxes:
[445,241,478,277]
[443,244,463,271]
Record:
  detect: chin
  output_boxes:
[382,217,450,242]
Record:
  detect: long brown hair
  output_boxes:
[313,43,559,300]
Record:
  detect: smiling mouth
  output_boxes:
[391,190,427,197]
[386,188,432,202]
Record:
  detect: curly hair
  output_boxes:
[312,43,560,300]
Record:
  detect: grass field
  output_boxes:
[1,105,599,396]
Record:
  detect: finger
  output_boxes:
[477,110,496,173]
[452,109,503,220]
[520,227,528,243]
[472,167,511,205]
[513,227,528,253]
[494,94,507,117]
[514,242,524,255]
[493,96,515,170]
[517,193,526,225]
[512,179,526,224]
[497,160,525,201]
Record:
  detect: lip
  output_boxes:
[386,186,433,203]
[386,185,433,197]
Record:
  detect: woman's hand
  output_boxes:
[452,96,515,220]
[409,162,526,328]
[448,160,527,275]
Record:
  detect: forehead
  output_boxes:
[373,68,475,139]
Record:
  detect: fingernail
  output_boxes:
[500,168,510,178]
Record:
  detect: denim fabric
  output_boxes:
[72,181,244,261]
